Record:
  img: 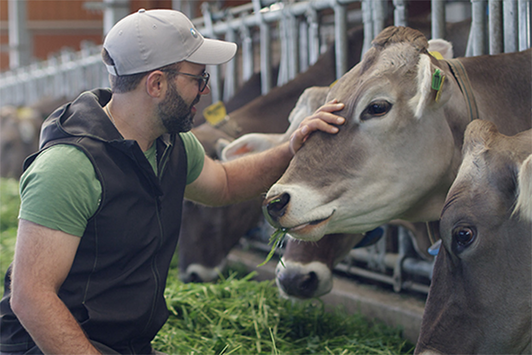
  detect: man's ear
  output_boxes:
[145,71,165,98]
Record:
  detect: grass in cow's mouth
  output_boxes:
[257,228,287,267]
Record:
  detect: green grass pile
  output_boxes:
[0,178,414,354]
[154,273,414,354]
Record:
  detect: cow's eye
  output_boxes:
[452,226,476,250]
[361,100,392,120]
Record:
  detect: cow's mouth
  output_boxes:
[285,212,335,241]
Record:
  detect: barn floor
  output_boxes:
[228,246,426,344]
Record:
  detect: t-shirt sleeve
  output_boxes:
[179,131,205,185]
[18,145,101,237]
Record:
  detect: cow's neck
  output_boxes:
[403,66,477,224]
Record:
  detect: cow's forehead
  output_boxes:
[331,42,420,102]
[374,43,420,72]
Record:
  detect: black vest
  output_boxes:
[0,89,188,354]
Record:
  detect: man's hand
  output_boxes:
[289,99,345,156]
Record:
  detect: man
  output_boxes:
[0,9,345,355]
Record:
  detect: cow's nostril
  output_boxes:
[266,193,290,221]
[299,272,318,294]
[278,271,319,298]
[185,272,202,283]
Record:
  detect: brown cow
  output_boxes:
[179,20,472,283]
[0,106,41,179]
[264,26,531,242]
[224,86,439,298]
[0,96,69,179]
[416,120,532,354]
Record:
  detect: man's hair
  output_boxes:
[101,48,181,93]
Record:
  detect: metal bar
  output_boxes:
[471,0,488,55]
[333,0,348,79]
[432,0,446,39]
[223,12,237,101]
[202,2,222,103]
[299,20,310,73]
[239,22,254,82]
[253,0,272,95]
[306,7,321,66]
[504,0,519,52]
[361,0,373,57]
[8,0,32,69]
[277,8,289,87]
[518,0,531,50]
[334,263,430,294]
[372,0,386,37]
[288,11,300,81]
[489,0,503,54]
[393,0,407,27]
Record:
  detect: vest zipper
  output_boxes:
[140,196,164,340]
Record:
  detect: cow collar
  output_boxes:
[444,59,480,123]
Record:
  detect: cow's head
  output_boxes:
[275,233,364,299]
[416,120,532,354]
[0,106,43,179]
[264,26,463,241]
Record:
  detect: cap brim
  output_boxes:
[187,38,237,65]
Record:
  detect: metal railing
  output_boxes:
[1,0,530,109]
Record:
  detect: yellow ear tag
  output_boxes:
[203,101,227,126]
[17,107,35,120]
[329,79,338,88]
[429,51,444,60]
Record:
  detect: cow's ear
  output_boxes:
[221,133,283,161]
[514,154,532,221]
[409,54,451,119]
[428,39,454,59]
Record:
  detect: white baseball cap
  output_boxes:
[103,8,237,76]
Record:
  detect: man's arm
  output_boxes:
[10,219,101,355]
[185,100,344,206]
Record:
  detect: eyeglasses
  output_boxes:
[163,70,210,92]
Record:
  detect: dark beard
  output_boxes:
[158,81,200,134]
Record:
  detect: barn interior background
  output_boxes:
[0,0,531,342]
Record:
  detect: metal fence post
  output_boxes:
[518,0,531,50]
[372,0,386,37]
[306,6,321,66]
[202,3,222,103]
[361,0,374,57]
[239,20,254,83]
[503,0,519,52]
[253,0,272,95]
[432,0,446,39]
[223,11,238,101]
[332,0,348,79]
[393,0,407,27]
[471,0,488,55]
[489,0,503,54]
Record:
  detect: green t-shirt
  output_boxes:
[19,132,205,237]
